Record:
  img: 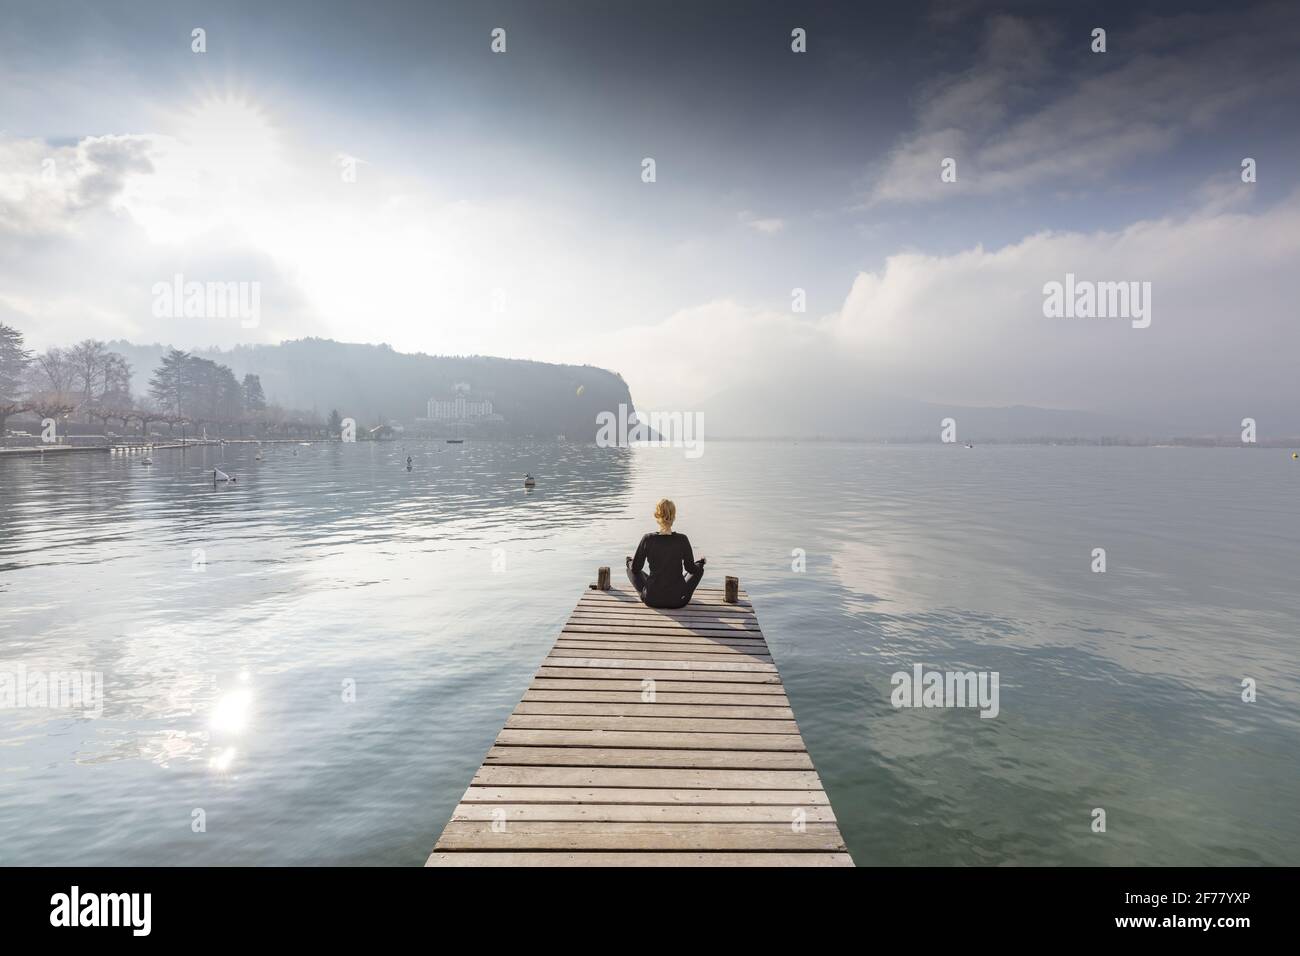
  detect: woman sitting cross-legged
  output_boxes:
[625,498,705,609]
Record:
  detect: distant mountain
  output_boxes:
[107,338,634,439]
[697,380,1166,442]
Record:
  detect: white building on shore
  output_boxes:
[427,394,494,420]
[424,384,496,422]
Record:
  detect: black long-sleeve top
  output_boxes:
[630,531,702,607]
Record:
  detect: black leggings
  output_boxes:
[626,562,704,609]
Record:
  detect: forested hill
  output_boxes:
[108,338,635,438]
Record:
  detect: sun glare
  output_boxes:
[209,687,254,735]
[179,94,281,183]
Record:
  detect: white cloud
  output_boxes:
[591,189,1300,423]
[0,118,675,358]
[0,134,155,235]
[834,190,1300,414]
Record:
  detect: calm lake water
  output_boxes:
[1,441,1296,865]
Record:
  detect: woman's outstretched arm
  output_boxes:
[631,533,650,573]
[681,536,703,576]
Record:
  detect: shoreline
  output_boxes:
[0,438,339,457]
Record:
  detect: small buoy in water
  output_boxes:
[255,452,263,461]
[523,473,536,488]
[406,456,413,471]
[141,457,153,465]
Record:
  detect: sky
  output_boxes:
[1,0,1298,430]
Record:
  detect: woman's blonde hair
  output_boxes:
[654,498,676,532]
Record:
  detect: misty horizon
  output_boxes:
[23,333,1287,443]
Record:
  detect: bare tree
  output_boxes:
[29,347,77,396]
[100,352,133,406]
[69,339,110,404]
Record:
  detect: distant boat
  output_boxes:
[213,468,235,483]
[964,442,974,449]
[446,439,464,444]
[140,457,153,466]
[523,474,536,488]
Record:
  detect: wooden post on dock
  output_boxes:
[724,576,739,604]
[595,566,611,590]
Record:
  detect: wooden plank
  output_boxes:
[505,715,799,733]
[434,822,845,852]
[557,640,772,653]
[558,640,770,653]
[573,599,754,611]
[563,622,763,636]
[529,677,784,693]
[494,729,807,751]
[484,746,814,769]
[569,608,759,624]
[570,613,759,627]
[522,689,792,705]
[563,626,764,639]
[468,766,826,789]
[427,852,854,867]
[555,643,771,657]
[557,634,770,649]
[458,787,830,805]
[535,667,782,684]
[547,647,773,662]
[451,804,838,823]
[540,657,779,674]
[428,586,852,867]
[551,643,772,657]
[572,598,754,609]
[577,602,755,617]
[567,611,763,623]
[570,615,761,628]
[513,702,796,719]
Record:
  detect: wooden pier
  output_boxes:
[427,583,853,866]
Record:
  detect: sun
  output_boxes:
[178,94,281,183]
